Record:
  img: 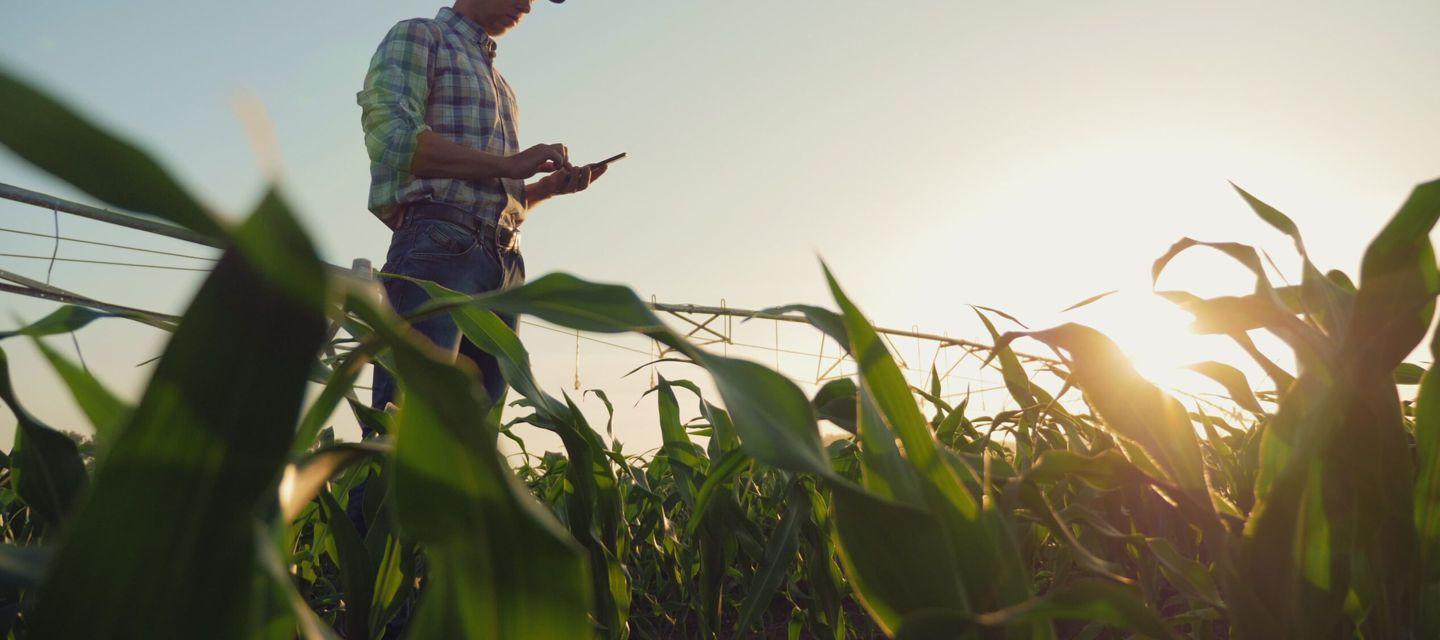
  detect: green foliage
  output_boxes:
[1,64,1438,640]
[0,348,86,529]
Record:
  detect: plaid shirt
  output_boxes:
[358,7,524,227]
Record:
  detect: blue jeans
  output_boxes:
[351,211,526,636]
[368,213,526,429]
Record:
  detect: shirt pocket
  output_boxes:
[431,52,490,137]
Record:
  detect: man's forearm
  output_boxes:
[410,130,511,181]
[523,180,555,211]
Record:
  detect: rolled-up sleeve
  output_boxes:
[358,21,435,173]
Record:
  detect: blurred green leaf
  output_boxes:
[30,338,129,460]
[279,442,388,522]
[292,349,368,452]
[1420,323,1440,613]
[830,482,968,635]
[0,346,88,527]
[1395,362,1426,385]
[812,377,858,433]
[1334,178,1440,637]
[1345,178,1440,374]
[0,306,172,340]
[1235,179,1440,640]
[364,295,592,639]
[29,191,327,639]
[317,490,374,640]
[406,276,636,637]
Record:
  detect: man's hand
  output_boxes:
[521,162,609,213]
[502,143,572,179]
[535,162,608,197]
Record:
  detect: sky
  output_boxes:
[2,0,1439,454]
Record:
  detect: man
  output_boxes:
[359,0,606,416]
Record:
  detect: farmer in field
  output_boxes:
[360,0,607,416]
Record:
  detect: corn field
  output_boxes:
[1,66,1439,640]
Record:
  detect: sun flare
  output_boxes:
[1068,290,1259,399]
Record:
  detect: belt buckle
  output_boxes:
[496,224,519,253]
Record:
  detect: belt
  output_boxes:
[398,202,520,253]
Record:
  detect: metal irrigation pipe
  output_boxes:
[0,182,222,249]
[0,182,370,281]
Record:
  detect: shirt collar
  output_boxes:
[437,6,498,59]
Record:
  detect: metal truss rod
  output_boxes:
[648,302,1059,366]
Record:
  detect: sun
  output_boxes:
[1063,290,1259,398]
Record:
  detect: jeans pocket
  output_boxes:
[410,219,477,261]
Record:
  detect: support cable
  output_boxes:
[0,253,212,272]
[39,210,91,372]
[774,319,780,372]
[720,298,729,357]
[0,225,218,261]
[45,209,59,285]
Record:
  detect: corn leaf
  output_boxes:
[1231,184,1353,338]
[0,306,169,340]
[317,489,374,640]
[1420,316,1440,639]
[29,191,327,639]
[997,324,1214,522]
[830,482,969,635]
[895,580,1177,640]
[279,442,388,522]
[1184,361,1265,414]
[30,338,129,461]
[371,302,592,639]
[827,265,1039,625]
[733,483,807,637]
[0,347,88,528]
